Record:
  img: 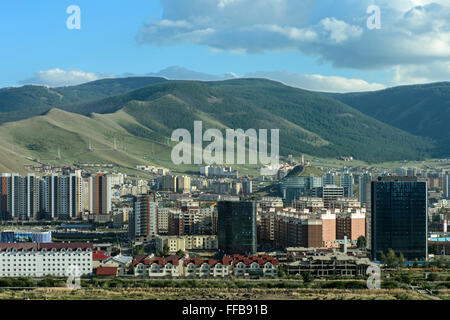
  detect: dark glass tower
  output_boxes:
[371,177,427,261]
[217,201,257,254]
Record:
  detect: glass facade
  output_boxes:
[217,201,257,254]
[371,178,427,260]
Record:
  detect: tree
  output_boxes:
[427,273,439,282]
[301,271,313,283]
[381,248,400,268]
[175,250,186,258]
[434,256,447,269]
[133,245,145,256]
[357,236,366,249]
[156,244,170,257]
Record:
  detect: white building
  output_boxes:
[0,243,93,278]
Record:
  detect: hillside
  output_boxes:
[59,79,434,163]
[0,108,176,174]
[330,82,450,155]
[0,78,440,173]
[285,165,323,178]
[0,77,168,122]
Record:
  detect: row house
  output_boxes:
[132,254,278,279]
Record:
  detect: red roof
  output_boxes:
[224,254,279,266]
[93,251,111,261]
[132,254,279,267]
[0,242,93,252]
[96,266,118,276]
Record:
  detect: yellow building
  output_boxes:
[155,235,218,253]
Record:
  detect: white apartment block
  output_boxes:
[0,243,93,278]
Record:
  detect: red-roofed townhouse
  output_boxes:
[96,266,118,277]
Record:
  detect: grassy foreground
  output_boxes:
[0,287,447,300]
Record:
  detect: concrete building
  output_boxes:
[302,219,323,248]
[313,185,344,208]
[444,174,450,199]
[155,235,218,253]
[130,191,158,242]
[90,173,111,216]
[359,172,373,207]
[340,172,354,198]
[336,210,366,241]
[160,175,177,192]
[285,252,375,277]
[176,176,191,194]
[0,243,93,277]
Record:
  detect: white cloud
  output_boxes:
[394,62,450,85]
[245,70,386,93]
[19,68,108,87]
[137,0,450,84]
[318,18,363,44]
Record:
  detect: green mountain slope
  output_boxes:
[330,82,450,155]
[0,77,167,121]
[0,108,174,174]
[61,78,434,163]
[0,78,439,173]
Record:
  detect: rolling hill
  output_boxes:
[0,77,168,123]
[330,82,450,155]
[0,77,440,173]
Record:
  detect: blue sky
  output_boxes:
[1,0,449,92]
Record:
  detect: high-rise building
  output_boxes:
[322,172,335,186]
[57,173,83,219]
[25,174,40,220]
[371,177,427,261]
[242,179,253,196]
[217,201,257,254]
[336,211,366,241]
[130,191,158,242]
[340,172,353,198]
[176,176,191,194]
[90,173,111,215]
[444,174,450,199]
[302,219,322,248]
[0,172,95,221]
[359,172,373,207]
[313,185,344,208]
[160,175,177,192]
[274,211,304,249]
[44,174,59,219]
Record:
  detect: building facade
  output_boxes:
[371,177,428,261]
[217,201,257,255]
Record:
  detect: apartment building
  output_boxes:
[155,235,218,253]
[0,243,93,277]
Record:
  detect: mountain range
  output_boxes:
[0,76,447,174]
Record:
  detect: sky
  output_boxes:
[0,0,449,92]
